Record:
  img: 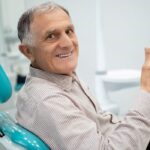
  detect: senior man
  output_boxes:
[16,1,150,150]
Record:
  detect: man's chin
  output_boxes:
[58,67,76,76]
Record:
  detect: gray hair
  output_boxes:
[17,1,70,46]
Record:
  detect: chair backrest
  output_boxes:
[0,65,12,103]
[0,65,50,150]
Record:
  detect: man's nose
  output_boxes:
[59,33,72,49]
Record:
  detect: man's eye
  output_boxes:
[47,34,55,39]
[66,29,74,35]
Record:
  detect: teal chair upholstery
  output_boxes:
[0,66,12,103]
[0,65,50,150]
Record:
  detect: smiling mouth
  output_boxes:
[56,50,73,58]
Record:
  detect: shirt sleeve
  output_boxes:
[30,90,150,150]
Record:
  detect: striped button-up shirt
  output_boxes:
[16,66,150,150]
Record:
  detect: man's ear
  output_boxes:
[19,44,34,62]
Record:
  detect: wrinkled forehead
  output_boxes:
[29,8,72,39]
[31,8,71,28]
[31,6,69,23]
[33,5,57,16]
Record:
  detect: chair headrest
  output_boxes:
[0,65,12,103]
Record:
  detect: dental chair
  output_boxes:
[0,65,50,150]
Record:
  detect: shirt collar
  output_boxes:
[29,66,77,91]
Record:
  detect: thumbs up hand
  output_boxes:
[141,48,150,92]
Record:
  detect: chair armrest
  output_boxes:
[0,112,50,150]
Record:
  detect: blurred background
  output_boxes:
[0,0,150,116]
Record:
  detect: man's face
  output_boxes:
[29,8,79,75]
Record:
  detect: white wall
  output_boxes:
[0,1,4,57]
[100,0,150,115]
[1,0,25,32]
[0,0,25,70]
[101,0,150,70]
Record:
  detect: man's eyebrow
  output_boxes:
[67,24,74,29]
[44,29,57,37]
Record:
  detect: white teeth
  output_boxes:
[56,50,73,58]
